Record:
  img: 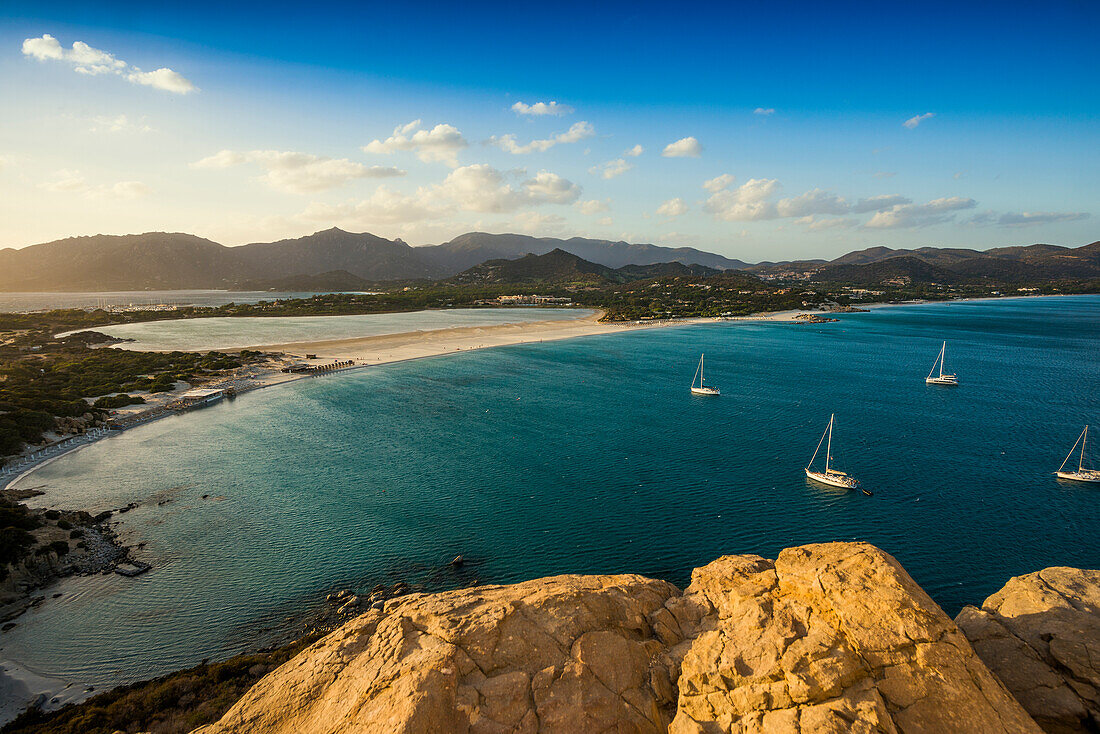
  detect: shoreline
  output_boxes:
[0,293,1093,722]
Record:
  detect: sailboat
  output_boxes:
[925,341,959,385]
[805,414,864,490]
[690,353,720,395]
[1056,425,1100,483]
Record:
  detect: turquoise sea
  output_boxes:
[4,296,1099,688]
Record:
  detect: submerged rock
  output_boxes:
[956,567,1100,734]
[195,542,1044,733]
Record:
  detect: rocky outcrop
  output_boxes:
[196,543,1042,733]
[659,544,1039,733]
[956,567,1100,733]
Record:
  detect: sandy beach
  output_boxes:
[237,309,802,364]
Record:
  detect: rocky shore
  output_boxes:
[182,542,1099,734]
[0,489,133,629]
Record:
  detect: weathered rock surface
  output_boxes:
[956,567,1100,733]
[196,543,1042,733]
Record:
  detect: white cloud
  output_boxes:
[89,114,153,133]
[702,174,735,193]
[851,194,912,213]
[871,171,896,179]
[662,136,702,158]
[865,196,976,228]
[511,101,573,117]
[490,121,595,154]
[513,211,568,234]
[753,107,776,116]
[776,188,849,218]
[91,181,152,199]
[38,169,88,193]
[300,186,441,225]
[433,164,581,213]
[22,34,197,94]
[363,120,468,166]
[191,150,405,193]
[126,68,196,94]
[576,199,609,215]
[796,216,856,231]
[596,216,613,226]
[38,170,151,199]
[970,210,1090,228]
[656,197,688,217]
[703,178,780,221]
[589,158,633,179]
[624,144,644,157]
[903,112,935,129]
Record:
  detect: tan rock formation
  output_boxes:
[656,543,1039,733]
[196,543,1042,733]
[956,567,1100,733]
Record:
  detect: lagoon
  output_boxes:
[62,307,596,351]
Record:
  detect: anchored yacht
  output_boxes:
[805,414,864,491]
[690,353,720,395]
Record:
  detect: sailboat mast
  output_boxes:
[940,342,946,378]
[1082,425,1089,472]
[700,353,704,385]
[825,414,834,474]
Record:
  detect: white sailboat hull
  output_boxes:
[1056,470,1100,484]
[805,468,860,489]
[925,375,959,385]
[690,386,720,395]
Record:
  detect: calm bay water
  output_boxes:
[4,296,1099,688]
[68,307,595,351]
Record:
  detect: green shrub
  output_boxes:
[93,394,145,409]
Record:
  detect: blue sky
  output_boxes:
[1,0,1096,259]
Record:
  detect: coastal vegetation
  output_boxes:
[0,495,40,574]
[0,330,265,463]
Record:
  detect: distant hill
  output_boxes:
[445,248,723,286]
[811,242,1100,284]
[0,232,243,291]
[447,249,613,285]
[812,256,961,285]
[421,232,748,273]
[233,228,441,281]
[828,246,986,267]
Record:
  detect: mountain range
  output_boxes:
[0,229,745,291]
[0,228,1096,291]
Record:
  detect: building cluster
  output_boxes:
[495,295,573,305]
